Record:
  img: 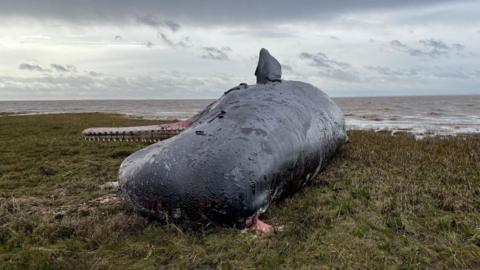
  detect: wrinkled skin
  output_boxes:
[119,79,348,227]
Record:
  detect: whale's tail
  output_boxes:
[255,48,282,84]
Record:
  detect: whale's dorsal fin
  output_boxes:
[255,48,282,84]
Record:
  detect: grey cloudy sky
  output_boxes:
[0,0,479,100]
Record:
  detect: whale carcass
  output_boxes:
[87,49,348,231]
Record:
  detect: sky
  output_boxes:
[0,0,479,100]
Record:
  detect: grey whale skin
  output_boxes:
[119,49,348,227]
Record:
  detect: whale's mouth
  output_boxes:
[81,119,191,142]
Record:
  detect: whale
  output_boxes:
[118,49,348,231]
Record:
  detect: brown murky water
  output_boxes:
[1,95,479,136]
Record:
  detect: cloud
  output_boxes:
[299,52,360,82]
[136,14,181,32]
[88,71,103,77]
[390,40,407,49]
[432,70,469,79]
[157,33,189,48]
[390,39,466,58]
[364,65,480,81]
[451,43,465,51]
[201,47,231,61]
[144,41,154,48]
[135,14,191,49]
[364,65,419,78]
[1,1,479,99]
[19,63,49,72]
[50,64,77,72]
[227,28,295,39]
[157,33,173,46]
[0,72,229,100]
[0,1,457,26]
[158,33,176,47]
[136,14,192,50]
[282,64,293,71]
[432,69,480,80]
[300,52,350,69]
[473,70,480,78]
[419,39,449,50]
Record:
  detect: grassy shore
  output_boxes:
[0,113,479,269]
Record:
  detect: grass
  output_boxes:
[0,113,479,269]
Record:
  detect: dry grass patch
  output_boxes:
[0,114,479,269]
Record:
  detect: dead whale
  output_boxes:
[118,48,348,232]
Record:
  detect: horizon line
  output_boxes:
[0,93,479,102]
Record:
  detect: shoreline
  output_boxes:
[1,111,479,139]
[1,95,479,138]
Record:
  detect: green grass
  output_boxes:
[0,113,479,269]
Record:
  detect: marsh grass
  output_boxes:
[0,113,479,269]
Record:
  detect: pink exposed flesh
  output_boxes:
[248,214,273,235]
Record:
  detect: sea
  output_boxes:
[1,95,479,138]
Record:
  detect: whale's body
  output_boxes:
[119,76,347,226]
